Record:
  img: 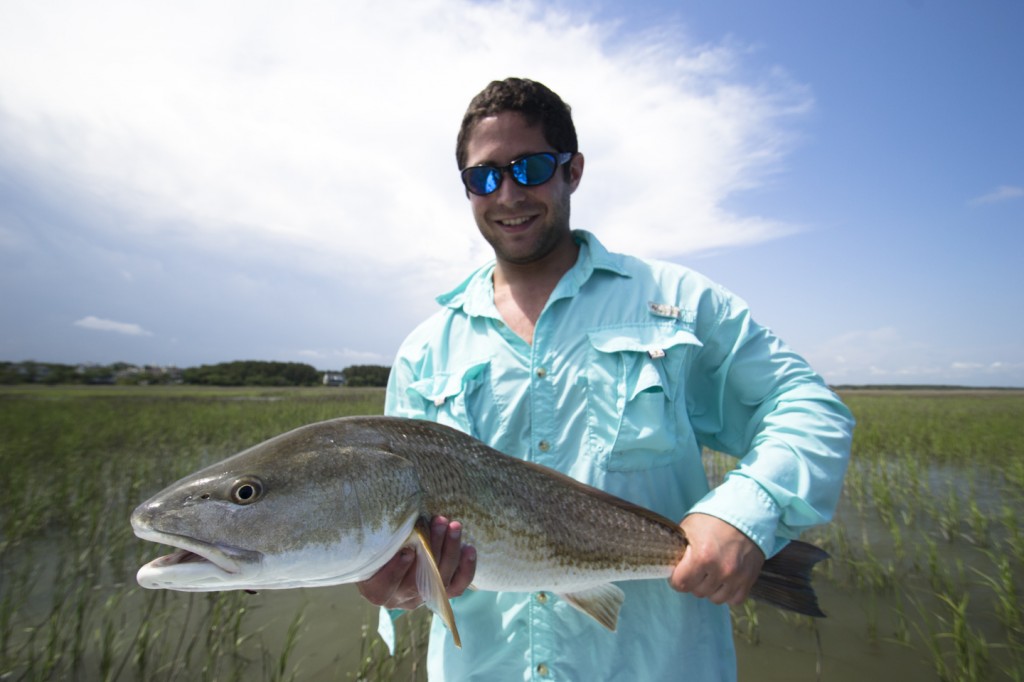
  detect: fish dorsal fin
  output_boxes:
[411,520,462,648]
[558,583,625,632]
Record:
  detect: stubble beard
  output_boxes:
[481,192,572,267]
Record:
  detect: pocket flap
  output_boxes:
[587,325,702,355]
[408,361,489,406]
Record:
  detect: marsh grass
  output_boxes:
[0,385,383,680]
[723,390,1024,681]
[2,386,1023,680]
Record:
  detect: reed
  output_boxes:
[1,386,1022,680]
[725,390,1024,679]
[0,385,383,680]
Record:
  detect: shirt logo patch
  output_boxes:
[648,301,682,319]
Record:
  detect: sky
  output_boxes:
[1,0,1021,387]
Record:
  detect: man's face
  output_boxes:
[462,112,583,266]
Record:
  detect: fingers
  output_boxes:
[669,545,724,598]
[431,517,477,598]
[671,556,748,605]
[356,516,477,610]
[709,584,747,607]
[448,545,477,598]
[705,576,748,606]
[432,517,462,585]
[668,514,765,607]
[356,547,416,607]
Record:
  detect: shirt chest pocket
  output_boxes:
[407,361,496,438]
[586,325,702,471]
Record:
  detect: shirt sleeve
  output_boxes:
[684,285,854,557]
[385,347,429,420]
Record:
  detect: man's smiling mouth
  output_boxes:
[498,216,533,227]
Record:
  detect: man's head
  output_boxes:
[457,79,584,269]
[456,78,578,171]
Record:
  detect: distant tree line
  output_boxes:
[339,364,391,387]
[183,361,321,387]
[0,361,181,385]
[0,360,391,387]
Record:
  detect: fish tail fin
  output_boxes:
[411,520,462,648]
[750,539,829,618]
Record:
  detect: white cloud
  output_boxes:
[74,316,153,337]
[297,347,391,367]
[0,0,810,293]
[951,360,1024,374]
[806,327,1024,386]
[971,185,1024,205]
[950,361,984,371]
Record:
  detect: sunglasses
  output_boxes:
[461,152,574,196]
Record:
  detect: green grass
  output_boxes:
[725,390,1024,681]
[1,386,1022,680]
[0,385,384,681]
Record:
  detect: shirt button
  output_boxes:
[535,367,547,378]
[536,663,550,677]
[536,591,549,604]
[538,440,551,452]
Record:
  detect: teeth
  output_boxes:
[500,217,531,226]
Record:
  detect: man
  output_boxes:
[358,77,853,681]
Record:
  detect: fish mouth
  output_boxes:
[134,528,261,590]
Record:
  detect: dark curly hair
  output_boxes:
[455,78,578,170]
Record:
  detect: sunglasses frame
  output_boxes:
[461,152,575,196]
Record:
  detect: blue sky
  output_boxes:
[1,0,1021,386]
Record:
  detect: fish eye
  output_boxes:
[230,477,264,505]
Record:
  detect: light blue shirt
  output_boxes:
[381,231,853,681]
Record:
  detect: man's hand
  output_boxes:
[669,513,765,607]
[356,516,477,610]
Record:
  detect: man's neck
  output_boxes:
[492,240,579,345]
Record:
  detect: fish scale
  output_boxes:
[366,418,687,586]
[132,415,829,647]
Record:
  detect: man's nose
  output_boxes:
[492,171,527,203]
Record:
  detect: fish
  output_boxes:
[131,416,829,648]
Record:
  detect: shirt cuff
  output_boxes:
[376,606,402,655]
[686,473,784,557]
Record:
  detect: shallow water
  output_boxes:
[4,448,1022,679]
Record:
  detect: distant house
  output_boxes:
[322,372,346,387]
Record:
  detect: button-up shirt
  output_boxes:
[379,231,853,681]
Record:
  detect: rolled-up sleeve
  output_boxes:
[685,285,854,557]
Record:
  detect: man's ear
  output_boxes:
[568,152,584,194]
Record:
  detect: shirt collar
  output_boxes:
[436,230,630,316]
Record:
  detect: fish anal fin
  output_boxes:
[558,583,625,632]
[411,521,462,648]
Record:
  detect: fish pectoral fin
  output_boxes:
[411,522,462,649]
[558,583,625,632]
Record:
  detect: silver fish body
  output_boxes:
[132,416,827,643]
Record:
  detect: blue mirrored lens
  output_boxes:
[512,154,557,186]
[465,167,500,195]
[462,153,562,195]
